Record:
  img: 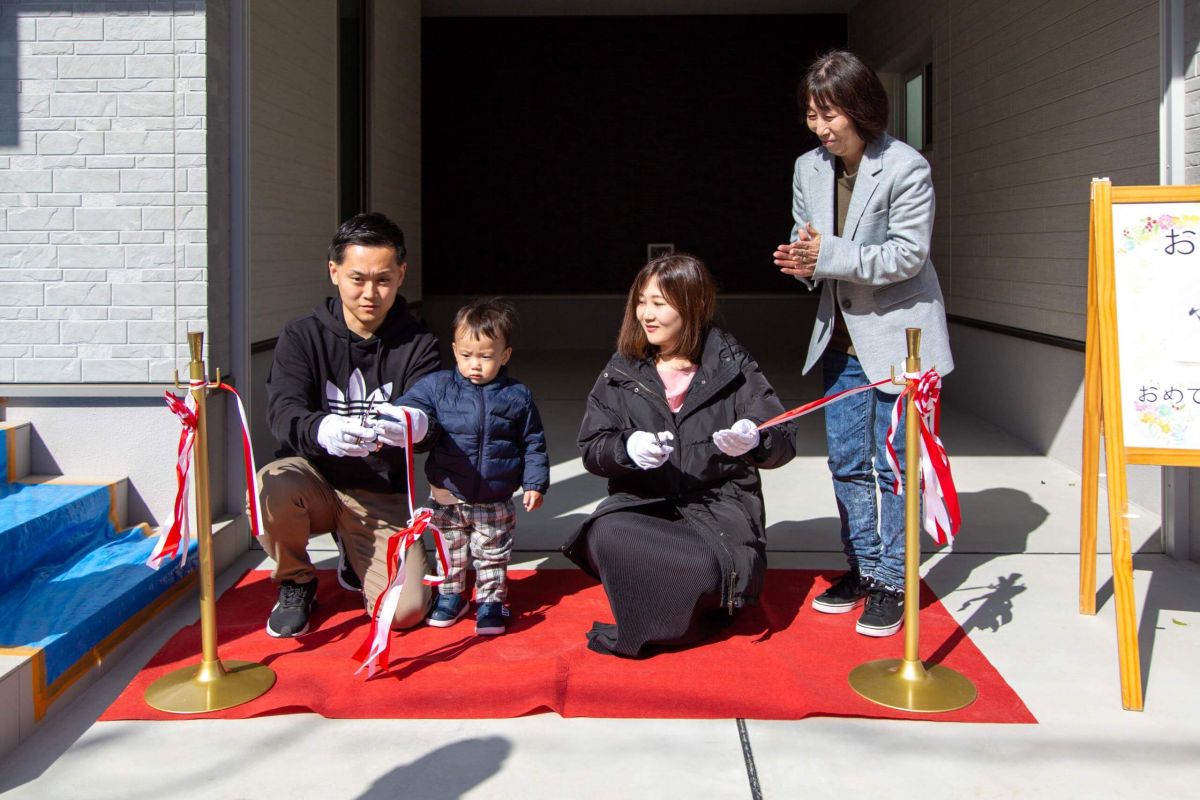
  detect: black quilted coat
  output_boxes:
[562,327,796,610]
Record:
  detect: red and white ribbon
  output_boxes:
[883,370,961,545]
[755,376,892,430]
[215,382,265,540]
[148,380,264,569]
[756,367,961,547]
[353,408,451,678]
[147,388,199,568]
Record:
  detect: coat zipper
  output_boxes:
[473,381,485,501]
[610,366,667,405]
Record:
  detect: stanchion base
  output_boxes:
[849,658,977,713]
[145,659,276,714]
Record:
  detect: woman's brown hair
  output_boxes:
[799,49,889,144]
[616,253,716,363]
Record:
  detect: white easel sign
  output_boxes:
[1111,202,1200,450]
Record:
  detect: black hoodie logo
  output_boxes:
[326,368,393,418]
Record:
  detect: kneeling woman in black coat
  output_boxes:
[562,254,796,657]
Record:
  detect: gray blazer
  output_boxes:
[791,133,952,392]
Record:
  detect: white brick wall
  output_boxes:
[0,0,208,383]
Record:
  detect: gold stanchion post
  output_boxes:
[847,328,977,713]
[145,332,276,713]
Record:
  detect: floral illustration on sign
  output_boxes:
[1116,214,1200,255]
[1132,383,1192,446]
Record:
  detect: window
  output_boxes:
[902,63,932,151]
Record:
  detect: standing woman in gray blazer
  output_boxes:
[772,50,952,638]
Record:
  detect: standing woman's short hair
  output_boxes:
[617,253,716,362]
[799,50,889,144]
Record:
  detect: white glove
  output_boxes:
[317,414,377,458]
[625,430,674,470]
[371,403,429,447]
[713,419,761,457]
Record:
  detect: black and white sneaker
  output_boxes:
[856,581,904,637]
[811,569,868,614]
[332,533,362,592]
[266,578,318,638]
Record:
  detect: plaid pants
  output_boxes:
[427,498,516,603]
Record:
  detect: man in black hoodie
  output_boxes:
[256,213,440,638]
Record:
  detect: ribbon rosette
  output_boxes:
[146,389,199,569]
[352,408,452,678]
[884,369,962,545]
[352,510,431,678]
[755,367,961,547]
[147,381,265,569]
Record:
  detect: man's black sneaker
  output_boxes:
[811,569,868,614]
[856,582,904,637]
[331,533,362,592]
[266,578,318,638]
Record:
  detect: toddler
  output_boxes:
[398,298,549,634]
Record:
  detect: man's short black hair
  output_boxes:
[328,212,407,265]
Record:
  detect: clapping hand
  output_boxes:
[713,419,761,457]
[625,430,675,470]
[773,222,821,278]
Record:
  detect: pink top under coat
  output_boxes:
[656,362,697,413]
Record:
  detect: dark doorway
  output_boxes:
[338,0,371,221]
[423,15,845,295]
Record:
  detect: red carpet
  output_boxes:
[103,569,1034,723]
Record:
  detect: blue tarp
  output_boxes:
[0,482,114,595]
[0,526,197,686]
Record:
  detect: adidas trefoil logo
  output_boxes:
[326,368,393,418]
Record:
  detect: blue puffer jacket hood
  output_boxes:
[399,367,549,504]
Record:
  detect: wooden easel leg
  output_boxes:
[1101,449,1144,711]
[1079,335,1101,615]
[1080,210,1101,615]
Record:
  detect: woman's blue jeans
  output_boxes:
[821,350,906,588]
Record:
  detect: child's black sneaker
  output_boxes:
[266,578,318,638]
[856,581,904,637]
[331,532,362,592]
[811,568,868,614]
[425,592,469,627]
[475,602,509,635]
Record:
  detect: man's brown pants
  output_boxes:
[255,457,430,629]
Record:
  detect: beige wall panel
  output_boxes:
[249,0,338,343]
[370,1,424,303]
[852,0,1158,339]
